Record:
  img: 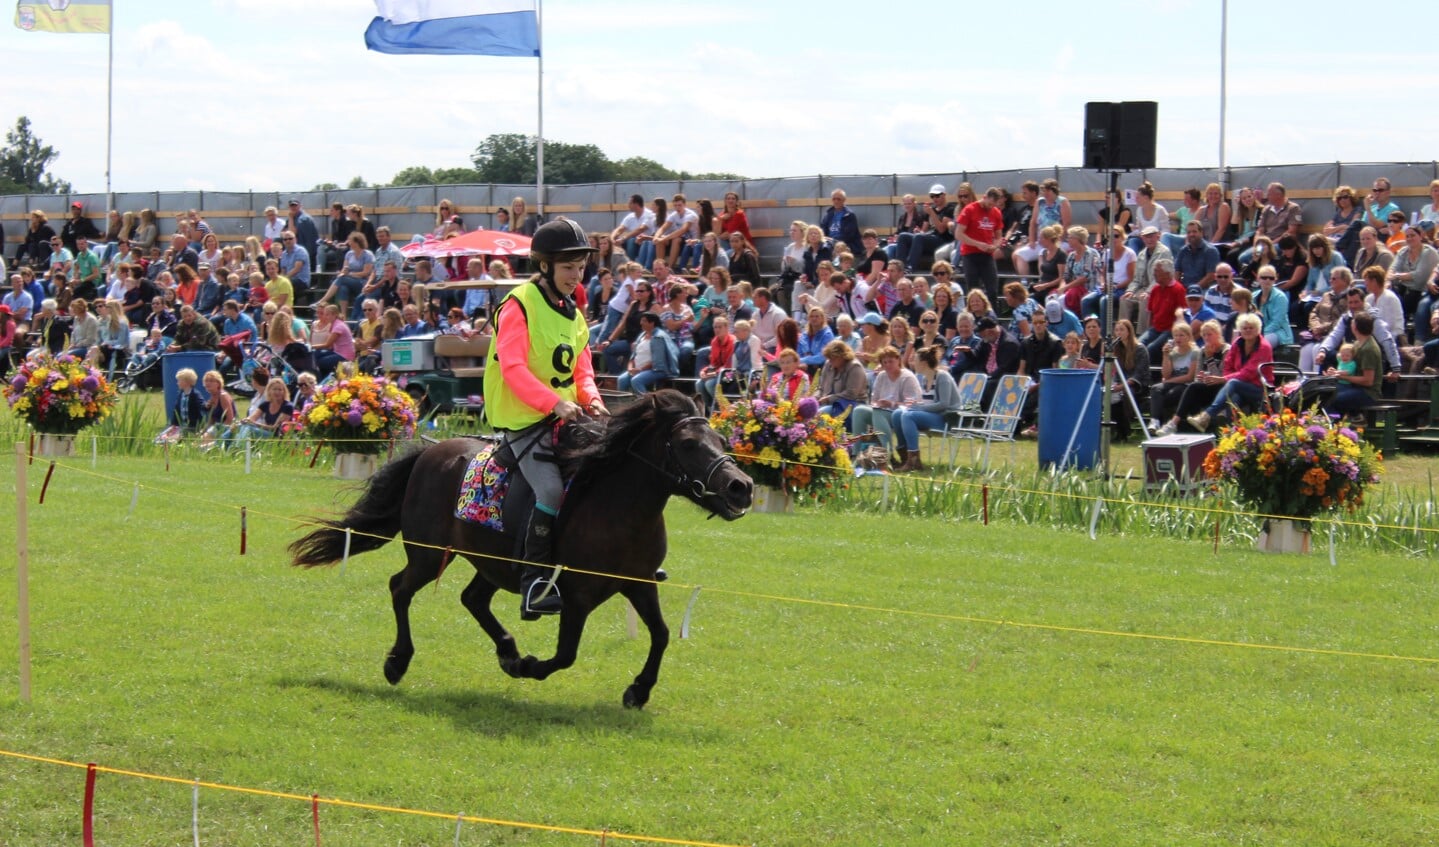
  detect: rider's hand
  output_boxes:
[551,399,583,422]
[587,400,610,416]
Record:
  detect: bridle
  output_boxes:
[629,415,741,506]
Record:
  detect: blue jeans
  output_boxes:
[1204,379,1264,416]
[1139,328,1172,363]
[618,369,669,394]
[1414,293,1436,344]
[1326,385,1375,416]
[335,275,365,308]
[677,240,702,271]
[891,407,948,451]
[602,339,632,374]
[1420,338,1439,367]
[636,240,656,271]
[314,349,347,377]
[897,232,943,271]
[596,307,624,349]
[621,236,641,261]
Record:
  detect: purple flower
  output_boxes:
[1338,427,1357,442]
[796,396,819,420]
[81,375,99,392]
[346,408,364,427]
[10,375,24,393]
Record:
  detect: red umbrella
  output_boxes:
[441,229,533,257]
[399,230,532,259]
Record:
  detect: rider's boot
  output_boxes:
[519,509,563,621]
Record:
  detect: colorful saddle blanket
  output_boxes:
[455,442,511,531]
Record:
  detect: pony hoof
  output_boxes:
[622,685,649,710]
[500,654,536,679]
[383,653,412,685]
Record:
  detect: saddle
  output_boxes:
[454,438,535,535]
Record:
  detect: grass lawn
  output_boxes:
[1,450,1436,846]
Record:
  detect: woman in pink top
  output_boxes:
[310,304,355,377]
[1186,312,1272,432]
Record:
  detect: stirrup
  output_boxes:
[520,574,562,620]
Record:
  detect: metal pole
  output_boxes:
[15,443,32,702]
[105,4,114,212]
[535,0,544,218]
[1218,0,1228,186]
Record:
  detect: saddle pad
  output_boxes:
[455,443,511,531]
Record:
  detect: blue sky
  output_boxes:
[3,0,1434,193]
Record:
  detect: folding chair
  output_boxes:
[933,371,988,465]
[948,374,1033,472]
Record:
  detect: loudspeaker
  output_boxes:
[1083,101,1157,170]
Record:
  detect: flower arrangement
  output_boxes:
[1201,407,1382,521]
[295,373,418,455]
[709,394,852,496]
[4,353,118,434]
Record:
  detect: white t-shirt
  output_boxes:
[666,208,699,238]
[619,209,655,236]
[263,218,286,241]
[609,275,637,313]
[1366,290,1404,337]
[1108,245,1136,288]
[632,333,653,369]
[1134,204,1170,234]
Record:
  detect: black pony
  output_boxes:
[290,390,753,708]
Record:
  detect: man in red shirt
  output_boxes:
[955,187,1006,303]
[1140,257,1186,361]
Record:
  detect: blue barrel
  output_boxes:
[161,352,216,422]
[1037,368,1101,470]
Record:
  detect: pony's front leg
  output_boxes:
[459,572,520,671]
[618,582,669,710]
[501,605,590,681]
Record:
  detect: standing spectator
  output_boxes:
[821,189,862,257]
[288,200,320,270]
[955,187,1006,303]
[60,202,100,253]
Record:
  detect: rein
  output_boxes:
[627,415,739,506]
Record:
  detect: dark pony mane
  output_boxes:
[555,389,699,480]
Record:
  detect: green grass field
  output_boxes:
[2,449,1437,846]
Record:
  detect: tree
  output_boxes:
[610,156,678,182]
[347,175,369,189]
[0,116,71,195]
[311,182,340,191]
[470,132,536,184]
[433,167,482,185]
[388,165,434,187]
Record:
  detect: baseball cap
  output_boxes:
[975,317,999,331]
[71,201,83,209]
[198,262,211,270]
[859,312,884,326]
[1044,300,1063,323]
[928,183,946,195]
[1140,225,1160,236]
[1186,285,1203,297]
[287,198,300,206]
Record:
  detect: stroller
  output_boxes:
[113,336,169,393]
[229,339,300,398]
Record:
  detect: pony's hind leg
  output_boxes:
[459,572,520,669]
[383,545,443,685]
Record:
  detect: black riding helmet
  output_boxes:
[530,219,597,267]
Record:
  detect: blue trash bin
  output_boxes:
[161,351,216,424]
[1038,368,1101,470]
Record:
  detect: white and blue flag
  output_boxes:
[365,0,539,57]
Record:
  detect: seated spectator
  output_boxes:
[27,298,67,358]
[1253,266,1293,348]
[268,311,317,376]
[395,303,432,340]
[167,304,220,354]
[890,344,965,472]
[1323,312,1382,420]
[169,367,206,431]
[91,298,130,375]
[907,310,946,370]
[1149,322,1199,429]
[797,306,835,370]
[617,312,678,395]
[850,345,921,458]
[197,369,238,449]
[659,284,696,374]
[1186,313,1272,432]
[695,316,737,412]
[237,377,294,440]
[834,314,860,353]
[64,298,99,358]
[888,316,914,364]
[1059,226,1102,317]
[1139,258,1187,361]
[895,185,956,273]
[816,338,868,422]
[599,278,656,373]
[764,348,810,401]
[1387,225,1438,327]
[1107,318,1151,441]
[1056,331,1083,369]
[310,303,356,377]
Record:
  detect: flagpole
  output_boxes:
[105,0,114,213]
[535,0,544,219]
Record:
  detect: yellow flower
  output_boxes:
[756,446,782,468]
[362,412,381,432]
[52,379,69,392]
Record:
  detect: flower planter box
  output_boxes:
[1257,519,1311,554]
[334,452,379,480]
[751,485,793,514]
[36,433,76,457]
